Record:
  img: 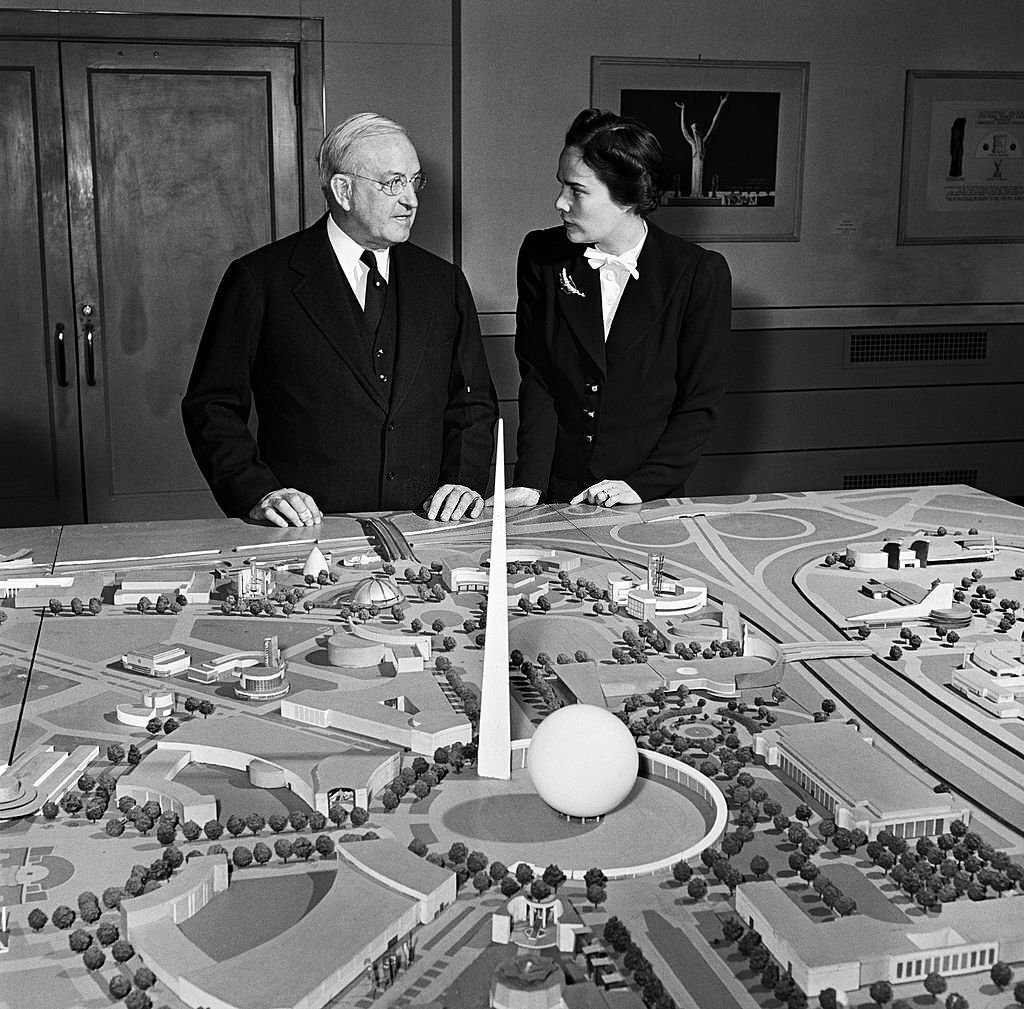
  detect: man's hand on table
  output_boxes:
[248,488,323,527]
[423,484,484,521]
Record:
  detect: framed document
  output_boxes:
[898,71,1024,244]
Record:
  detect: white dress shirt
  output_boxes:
[588,222,647,339]
[326,214,390,308]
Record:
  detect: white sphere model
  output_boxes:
[527,704,639,817]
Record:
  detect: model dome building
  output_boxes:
[350,574,402,608]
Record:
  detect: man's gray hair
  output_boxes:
[317,112,408,192]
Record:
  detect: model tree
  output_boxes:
[923,971,948,1002]
[542,864,566,892]
[868,981,892,1006]
[990,962,1014,991]
[671,860,693,885]
[686,876,707,903]
[720,917,744,945]
[124,991,152,1009]
[27,908,48,932]
[109,975,132,1000]
[96,921,120,946]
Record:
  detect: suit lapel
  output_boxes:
[290,218,389,412]
[556,248,606,377]
[605,225,670,363]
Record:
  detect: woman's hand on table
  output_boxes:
[570,480,640,507]
[503,487,542,508]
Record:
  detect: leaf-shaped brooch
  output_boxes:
[558,267,585,297]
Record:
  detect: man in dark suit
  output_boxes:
[182,113,497,527]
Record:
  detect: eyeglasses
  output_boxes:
[346,172,427,196]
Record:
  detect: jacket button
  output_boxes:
[387,423,396,432]
[386,471,397,481]
[584,435,594,444]
[584,409,595,418]
[588,383,599,393]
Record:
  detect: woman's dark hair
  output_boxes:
[564,108,665,213]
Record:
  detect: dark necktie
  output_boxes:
[361,249,387,334]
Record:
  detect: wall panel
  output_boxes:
[483,322,1024,500]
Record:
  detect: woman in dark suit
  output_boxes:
[508,108,731,507]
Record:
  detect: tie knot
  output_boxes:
[361,249,380,274]
[584,246,639,281]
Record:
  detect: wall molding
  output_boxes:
[480,302,1023,336]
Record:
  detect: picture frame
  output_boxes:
[591,56,809,242]
[898,70,1024,244]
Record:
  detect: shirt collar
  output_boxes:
[326,214,390,280]
[615,219,648,270]
[584,220,648,278]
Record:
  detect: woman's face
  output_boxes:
[555,146,637,251]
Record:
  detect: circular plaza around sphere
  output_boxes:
[526,704,638,818]
[389,755,724,877]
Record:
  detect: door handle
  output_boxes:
[84,322,97,386]
[55,323,69,387]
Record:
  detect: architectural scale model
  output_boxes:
[0,483,1022,1009]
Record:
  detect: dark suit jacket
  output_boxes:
[512,222,730,502]
[182,216,497,516]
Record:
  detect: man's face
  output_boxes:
[332,132,420,249]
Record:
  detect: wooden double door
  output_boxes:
[1,18,317,526]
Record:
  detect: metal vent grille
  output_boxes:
[849,331,987,365]
[843,470,978,490]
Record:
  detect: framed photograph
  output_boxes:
[591,57,809,241]
[898,71,1024,244]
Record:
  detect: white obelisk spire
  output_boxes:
[476,419,511,779]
